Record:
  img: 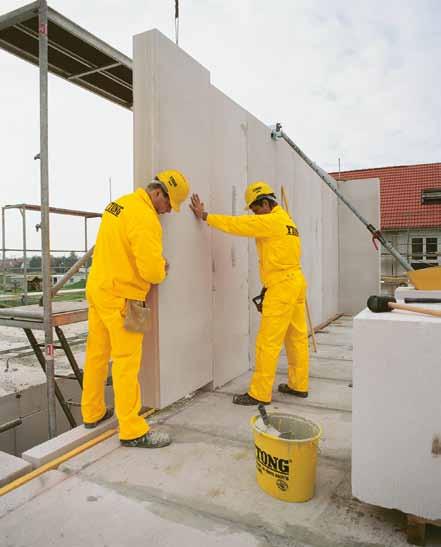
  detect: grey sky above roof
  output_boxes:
[0,0,440,252]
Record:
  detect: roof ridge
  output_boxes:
[329,162,441,174]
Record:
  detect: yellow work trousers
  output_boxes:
[81,287,149,441]
[249,273,309,403]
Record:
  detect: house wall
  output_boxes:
[381,229,441,295]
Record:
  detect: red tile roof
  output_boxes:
[329,163,441,230]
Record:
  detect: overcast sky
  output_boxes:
[1,0,440,253]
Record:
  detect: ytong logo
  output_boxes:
[105,202,124,217]
[255,445,290,475]
[286,225,299,236]
[167,175,178,188]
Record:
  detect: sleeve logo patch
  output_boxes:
[286,225,299,236]
[105,202,124,217]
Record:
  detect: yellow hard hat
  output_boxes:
[156,170,190,212]
[244,181,276,209]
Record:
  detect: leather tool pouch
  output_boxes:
[252,287,267,313]
[124,299,152,333]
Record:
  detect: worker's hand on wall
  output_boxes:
[189,194,207,220]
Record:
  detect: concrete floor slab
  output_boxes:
[315,331,353,346]
[329,318,353,327]
[307,346,353,361]
[3,316,438,546]
[279,357,352,383]
[321,325,353,335]
[163,392,352,462]
[219,372,352,412]
[0,470,66,518]
[0,451,32,487]
[0,472,280,547]
[70,426,346,540]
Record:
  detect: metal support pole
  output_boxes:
[55,326,83,388]
[84,216,88,277]
[0,418,22,434]
[175,0,179,45]
[20,206,28,304]
[270,124,413,272]
[39,0,56,438]
[1,207,6,293]
[24,329,77,428]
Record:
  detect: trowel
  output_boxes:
[257,404,282,437]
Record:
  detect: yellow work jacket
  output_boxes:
[207,205,302,287]
[87,188,166,300]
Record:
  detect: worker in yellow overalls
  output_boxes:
[190,182,309,405]
[81,170,189,447]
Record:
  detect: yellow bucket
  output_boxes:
[250,412,322,502]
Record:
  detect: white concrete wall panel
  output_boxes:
[245,114,276,362]
[291,151,323,324]
[210,88,249,387]
[321,184,339,321]
[353,309,441,520]
[134,30,213,408]
[133,29,341,408]
[338,178,380,315]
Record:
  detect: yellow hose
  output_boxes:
[0,408,156,497]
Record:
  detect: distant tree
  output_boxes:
[29,255,41,270]
[64,252,79,269]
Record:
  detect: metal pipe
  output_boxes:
[84,217,88,277]
[67,62,121,81]
[49,247,94,299]
[1,207,6,293]
[3,203,101,217]
[39,0,56,438]
[271,125,413,272]
[24,328,77,428]
[3,248,91,253]
[55,326,83,388]
[0,418,22,434]
[16,23,132,92]
[21,206,28,304]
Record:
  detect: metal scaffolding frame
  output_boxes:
[0,0,133,437]
[1,203,101,302]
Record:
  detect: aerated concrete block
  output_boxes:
[0,450,32,487]
[22,416,117,468]
[353,307,441,520]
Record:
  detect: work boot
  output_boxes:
[120,430,171,448]
[232,393,270,406]
[83,408,114,429]
[278,384,308,398]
